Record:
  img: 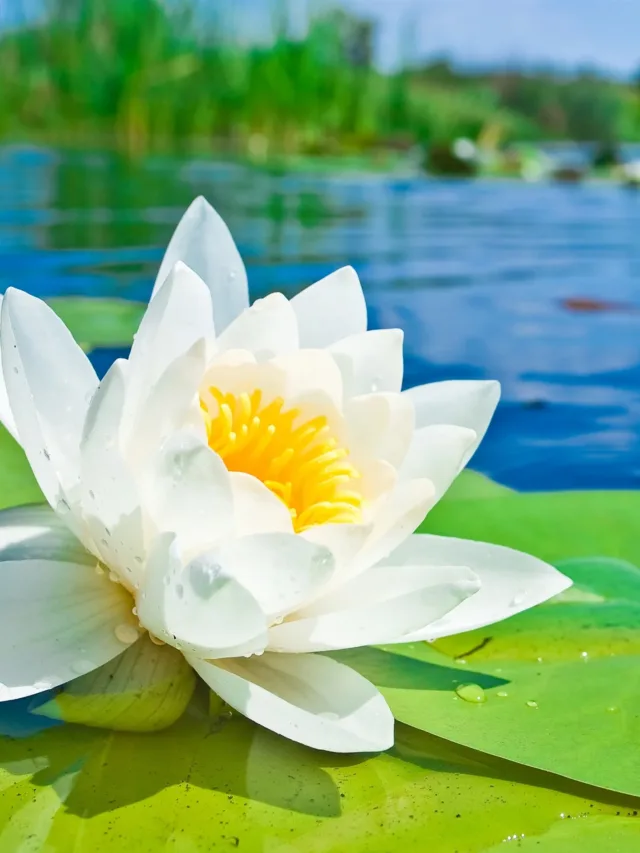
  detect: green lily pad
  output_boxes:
[0,427,43,510]
[0,696,637,852]
[47,297,145,349]
[442,469,514,502]
[336,555,640,797]
[420,490,640,565]
[483,816,640,852]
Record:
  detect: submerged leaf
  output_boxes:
[31,635,196,732]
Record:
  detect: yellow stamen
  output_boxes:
[201,387,363,532]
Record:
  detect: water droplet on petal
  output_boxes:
[526,700,538,709]
[115,624,139,644]
[56,498,70,515]
[94,564,105,576]
[176,584,184,599]
[131,606,138,616]
[189,560,222,599]
[134,556,143,565]
[510,592,525,607]
[149,633,165,646]
[455,683,486,704]
[108,570,119,583]
[43,449,51,461]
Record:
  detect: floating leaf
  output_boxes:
[31,636,196,732]
[421,490,640,565]
[47,297,145,349]
[338,555,640,797]
[442,469,514,502]
[0,426,43,510]
[0,697,637,851]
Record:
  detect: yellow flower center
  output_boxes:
[201,387,363,532]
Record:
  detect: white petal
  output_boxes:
[1,288,98,510]
[137,534,267,659]
[302,523,372,570]
[268,563,478,652]
[215,293,298,360]
[153,196,248,332]
[0,557,138,701]
[388,534,572,641]
[329,329,404,398]
[126,339,207,465]
[353,479,436,577]
[272,350,344,411]
[291,266,367,348]
[0,296,19,442]
[189,652,393,753]
[126,261,214,418]
[230,472,294,535]
[211,533,334,620]
[403,379,500,466]
[81,359,145,584]
[345,392,414,468]
[149,432,233,555]
[399,424,478,501]
[0,504,92,565]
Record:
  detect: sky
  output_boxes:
[230,0,640,79]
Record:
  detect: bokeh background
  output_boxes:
[2,0,640,490]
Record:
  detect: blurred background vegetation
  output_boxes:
[1,0,640,164]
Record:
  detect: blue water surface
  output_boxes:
[2,145,640,491]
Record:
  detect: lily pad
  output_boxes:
[442,469,514,502]
[420,490,640,565]
[47,297,145,349]
[0,427,42,510]
[0,696,637,852]
[337,555,640,797]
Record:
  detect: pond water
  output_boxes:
[2,144,640,491]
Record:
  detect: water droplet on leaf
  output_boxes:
[455,683,486,704]
[526,700,538,709]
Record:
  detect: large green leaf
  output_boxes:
[0,696,638,852]
[47,297,145,349]
[337,555,640,797]
[0,427,42,509]
[420,490,640,565]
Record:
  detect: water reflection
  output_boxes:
[2,145,640,490]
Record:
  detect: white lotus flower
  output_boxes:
[0,197,571,753]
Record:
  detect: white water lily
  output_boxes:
[0,197,571,753]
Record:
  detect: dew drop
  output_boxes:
[43,449,51,461]
[176,583,184,599]
[312,548,333,571]
[510,592,525,607]
[496,690,509,698]
[56,498,70,515]
[189,560,222,599]
[94,564,105,576]
[131,606,138,617]
[88,489,95,500]
[115,624,139,644]
[134,556,143,565]
[526,700,538,709]
[607,705,619,713]
[580,651,589,660]
[455,683,486,704]
[71,659,95,676]
[149,633,166,646]
[108,570,119,583]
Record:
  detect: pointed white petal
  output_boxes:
[149,432,233,555]
[215,293,298,360]
[230,472,294,535]
[346,392,414,468]
[210,533,334,620]
[153,197,248,332]
[403,379,500,466]
[189,652,393,753]
[0,557,138,701]
[387,534,572,641]
[137,534,267,659]
[329,329,404,398]
[272,350,344,411]
[399,424,478,501]
[291,266,367,348]
[81,360,145,584]
[127,339,207,465]
[268,563,479,652]
[0,296,19,442]
[127,261,214,412]
[1,288,98,510]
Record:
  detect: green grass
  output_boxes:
[1,0,639,159]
